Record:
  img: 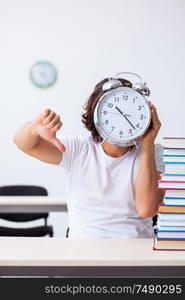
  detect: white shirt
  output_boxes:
[59,135,164,238]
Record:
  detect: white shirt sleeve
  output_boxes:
[57,135,88,169]
[154,143,164,173]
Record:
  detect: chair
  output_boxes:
[0,185,53,237]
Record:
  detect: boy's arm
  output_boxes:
[135,102,165,218]
[136,142,165,218]
[13,109,65,165]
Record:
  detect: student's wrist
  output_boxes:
[28,122,40,138]
[140,140,155,154]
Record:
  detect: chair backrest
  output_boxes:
[0,185,48,196]
[0,185,49,222]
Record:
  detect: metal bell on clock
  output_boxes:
[102,79,122,91]
[133,82,150,97]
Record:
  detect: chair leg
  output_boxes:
[66,227,69,238]
[49,227,53,237]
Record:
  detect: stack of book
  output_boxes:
[154,137,185,251]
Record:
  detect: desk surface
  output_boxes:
[0,237,185,277]
[0,196,67,212]
[0,237,184,267]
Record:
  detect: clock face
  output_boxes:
[94,87,151,146]
[30,61,57,88]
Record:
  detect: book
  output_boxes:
[158,180,185,189]
[165,189,185,198]
[163,137,185,149]
[157,231,185,239]
[160,175,185,182]
[164,198,185,205]
[158,203,185,213]
[164,162,185,175]
[153,235,185,250]
[158,219,185,226]
[158,213,185,221]
[163,156,185,163]
[156,225,185,231]
[163,148,185,156]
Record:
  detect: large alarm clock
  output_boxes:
[30,61,57,88]
[94,72,151,147]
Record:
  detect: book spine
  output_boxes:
[165,162,185,164]
[158,180,185,183]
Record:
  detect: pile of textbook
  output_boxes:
[154,137,185,251]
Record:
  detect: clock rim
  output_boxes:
[30,60,58,88]
[93,86,151,147]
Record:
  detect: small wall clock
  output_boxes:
[30,61,58,88]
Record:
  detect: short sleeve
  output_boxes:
[154,143,164,173]
[57,135,87,169]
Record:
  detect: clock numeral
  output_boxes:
[138,105,142,111]
[128,129,132,134]
[111,126,115,131]
[107,103,113,108]
[114,97,119,102]
[123,95,128,100]
[140,114,143,120]
[105,120,109,125]
[103,111,107,115]
[133,98,136,103]
[136,123,140,128]
[119,130,123,135]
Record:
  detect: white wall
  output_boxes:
[0,0,185,236]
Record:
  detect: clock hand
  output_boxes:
[124,115,135,130]
[106,111,131,116]
[115,106,135,130]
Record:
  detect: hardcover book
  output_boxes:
[163,137,185,149]
[153,235,185,251]
[158,203,185,213]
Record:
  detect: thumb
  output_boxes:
[51,137,65,152]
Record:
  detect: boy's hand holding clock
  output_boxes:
[141,101,161,146]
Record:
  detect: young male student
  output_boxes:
[14,78,165,238]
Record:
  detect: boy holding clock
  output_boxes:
[14,77,165,238]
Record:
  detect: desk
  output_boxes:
[0,196,67,212]
[0,237,185,277]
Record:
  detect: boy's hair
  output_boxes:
[81,77,132,142]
